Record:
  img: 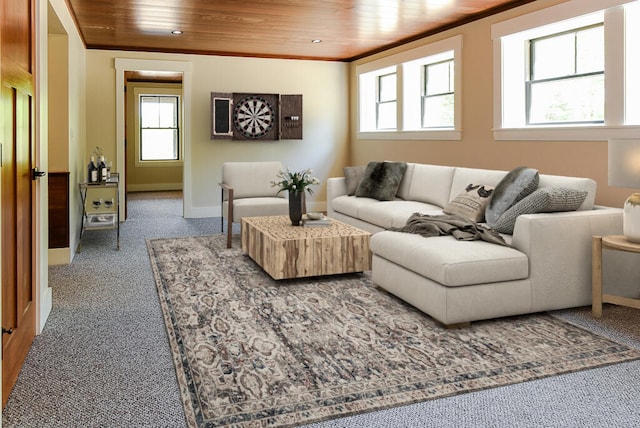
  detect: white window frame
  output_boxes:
[421,57,455,128]
[526,23,604,125]
[134,86,184,167]
[376,71,398,130]
[357,35,462,140]
[492,0,640,141]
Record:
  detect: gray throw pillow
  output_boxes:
[343,165,367,196]
[355,161,408,201]
[443,184,494,223]
[493,187,588,234]
[485,166,539,226]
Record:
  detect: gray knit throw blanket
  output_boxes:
[390,213,509,246]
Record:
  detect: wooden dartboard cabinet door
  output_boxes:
[210,92,233,140]
[280,94,302,140]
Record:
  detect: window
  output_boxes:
[626,1,640,125]
[359,65,396,132]
[356,35,462,140]
[377,72,397,129]
[527,24,604,125]
[493,0,640,141]
[139,95,180,161]
[423,59,454,128]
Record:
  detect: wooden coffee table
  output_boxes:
[241,215,371,280]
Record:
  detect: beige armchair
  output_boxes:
[219,161,289,248]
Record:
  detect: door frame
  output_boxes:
[115,59,193,218]
[35,0,51,334]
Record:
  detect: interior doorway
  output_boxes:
[123,71,184,218]
[114,59,193,220]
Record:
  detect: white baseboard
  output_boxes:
[126,182,183,192]
[38,286,52,334]
[48,247,73,265]
[185,205,220,219]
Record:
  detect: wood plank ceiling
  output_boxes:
[65,0,535,62]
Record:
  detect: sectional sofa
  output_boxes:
[327,162,625,326]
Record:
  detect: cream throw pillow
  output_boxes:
[444,184,494,222]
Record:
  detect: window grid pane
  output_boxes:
[139,95,180,161]
[141,129,179,160]
[576,26,604,74]
[528,24,604,125]
[425,60,453,95]
[140,96,161,128]
[422,59,454,128]
[377,102,397,129]
[378,73,396,102]
[422,94,454,128]
[531,33,575,80]
[376,72,397,129]
[528,74,604,124]
[158,97,178,127]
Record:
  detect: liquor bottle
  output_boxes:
[99,156,108,182]
[88,156,98,183]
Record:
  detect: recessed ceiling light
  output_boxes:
[171,30,183,35]
[311,39,322,43]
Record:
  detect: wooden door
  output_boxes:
[1,0,36,407]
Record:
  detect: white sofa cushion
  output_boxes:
[370,231,529,287]
[222,161,285,199]
[403,164,455,207]
[331,195,379,218]
[358,200,442,229]
[223,197,288,222]
[396,163,415,200]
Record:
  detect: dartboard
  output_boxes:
[233,95,275,139]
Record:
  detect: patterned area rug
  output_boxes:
[147,235,640,428]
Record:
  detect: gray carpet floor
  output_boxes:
[3,192,640,427]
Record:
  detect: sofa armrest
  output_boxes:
[511,207,623,311]
[511,207,623,253]
[327,177,347,217]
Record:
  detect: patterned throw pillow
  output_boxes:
[355,161,408,201]
[343,165,367,196]
[443,184,494,222]
[493,187,588,234]
[485,166,539,226]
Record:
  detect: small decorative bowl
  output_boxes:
[306,212,323,220]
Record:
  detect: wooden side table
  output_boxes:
[592,235,640,317]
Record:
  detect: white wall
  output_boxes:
[86,50,350,217]
[47,0,87,263]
